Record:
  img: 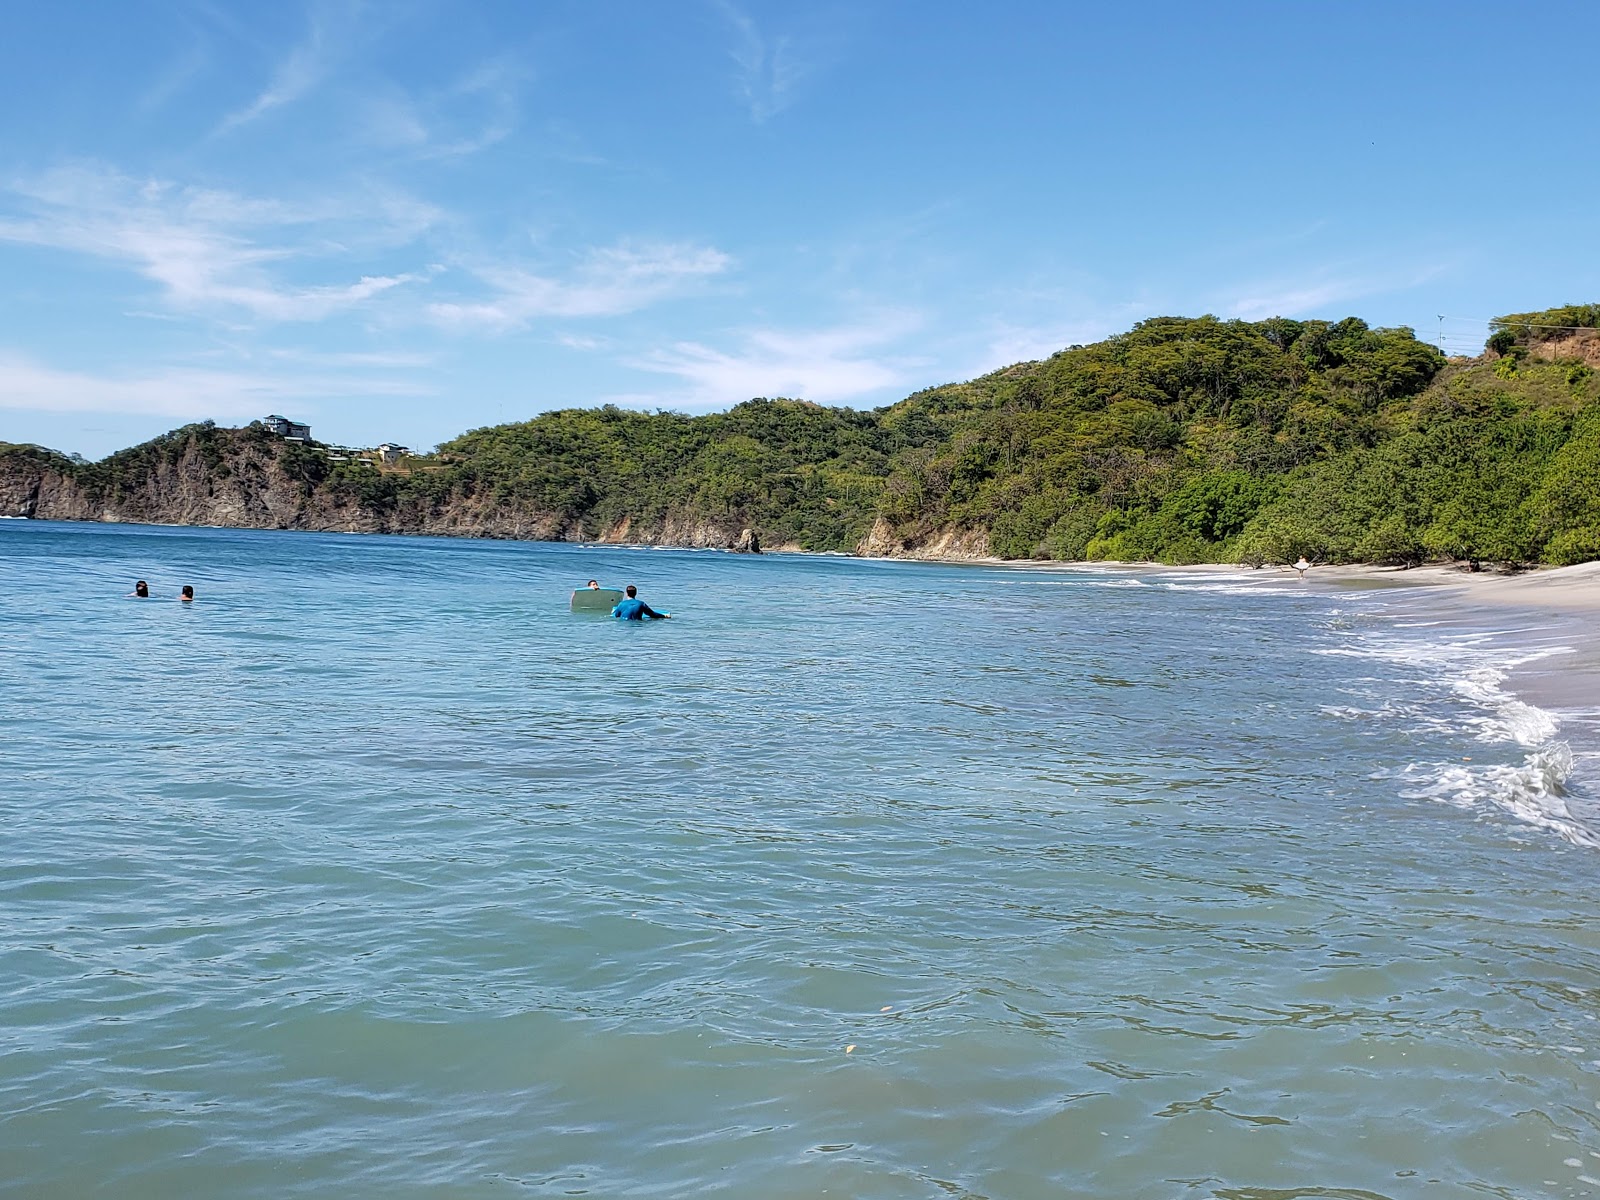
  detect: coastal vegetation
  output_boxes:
[4,303,1598,566]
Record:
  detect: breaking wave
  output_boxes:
[1316,619,1593,846]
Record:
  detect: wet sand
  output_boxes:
[1300,560,1600,613]
[1286,562,1597,708]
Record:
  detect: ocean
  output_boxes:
[3,519,1599,1199]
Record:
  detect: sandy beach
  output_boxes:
[1050,558,1598,612]
[1295,559,1600,612]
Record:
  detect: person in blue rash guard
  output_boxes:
[611,584,671,621]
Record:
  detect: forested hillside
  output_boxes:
[4,304,1598,565]
[872,307,1599,566]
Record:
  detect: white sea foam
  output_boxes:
[1398,745,1593,847]
[1161,581,1302,597]
[1321,621,1592,845]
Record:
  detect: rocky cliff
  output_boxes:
[0,424,779,552]
[856,516,992,560]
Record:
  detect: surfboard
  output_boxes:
[570,587,624,612]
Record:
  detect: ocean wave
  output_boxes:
[1398,743,1594,847]
[1318,617,1591,843]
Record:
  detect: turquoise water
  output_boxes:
[4,520,1600,1199]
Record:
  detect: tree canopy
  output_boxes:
[7,307,1600,567]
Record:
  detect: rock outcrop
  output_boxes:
[854,516,991,560]
[0,426,869,554]
[1529,330,1600,368]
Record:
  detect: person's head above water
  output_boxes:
[132,580,149,598]
[180,586,194,601]
[625,585,637,598]
[587,579,599,589]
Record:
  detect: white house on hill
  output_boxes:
[262,414,312,440]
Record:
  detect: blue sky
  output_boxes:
[2,1,1597,459]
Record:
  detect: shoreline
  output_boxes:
[981,555,1600,614]
[10,514,1599,613]
[1127,560,1600,749]
[977,553,1600,825]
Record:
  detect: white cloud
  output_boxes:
[214,1,353,135]
[714,1,814,122]
[0,350,429,420]
[217,35,326,133]
[259,347,437,369]
[360,56,524,160]
[981,319,1126,368]
[0,165,438,322]
[633,314,924,406]
[429,241,732,331]
[1226,280,1372,322]
[137,40,212,116]
[1223,262,1450,322]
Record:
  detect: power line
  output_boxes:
[1436,314,1600,332]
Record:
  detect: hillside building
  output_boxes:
[261,414,312,440]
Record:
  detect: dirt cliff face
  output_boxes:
[1530,330,1600,368]
[596,513,752,549]
[855,515,992,560]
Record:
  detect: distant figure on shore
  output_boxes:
[1293,557,1311,579]
[129,580,149,598]
[180,586,194,602]
[611,584,670,621]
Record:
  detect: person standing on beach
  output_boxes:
[611,585,670,621]
[1294,557,1311,579]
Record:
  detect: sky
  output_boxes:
[2,1,1598,459]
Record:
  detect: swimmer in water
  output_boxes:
[587,579,600,589]
[180,585,194,602]
[129,580,149,598]
[610,584,670,620]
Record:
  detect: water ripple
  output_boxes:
[3,522,1599,1198]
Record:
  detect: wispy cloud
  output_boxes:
[714,0,815,122]
[633,313,924,407]
[1223,262,1450,322]
[360,56,525,160]
[137,39,212,117]
[215,2,351,135]
[429,241,731,331]
[0,165,438,322]
[980,317,1129,369]
[0,350,428,421]
[257,347,437,369]
[1225,280,1375,322]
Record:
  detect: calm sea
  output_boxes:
[3,520,1599,1200]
